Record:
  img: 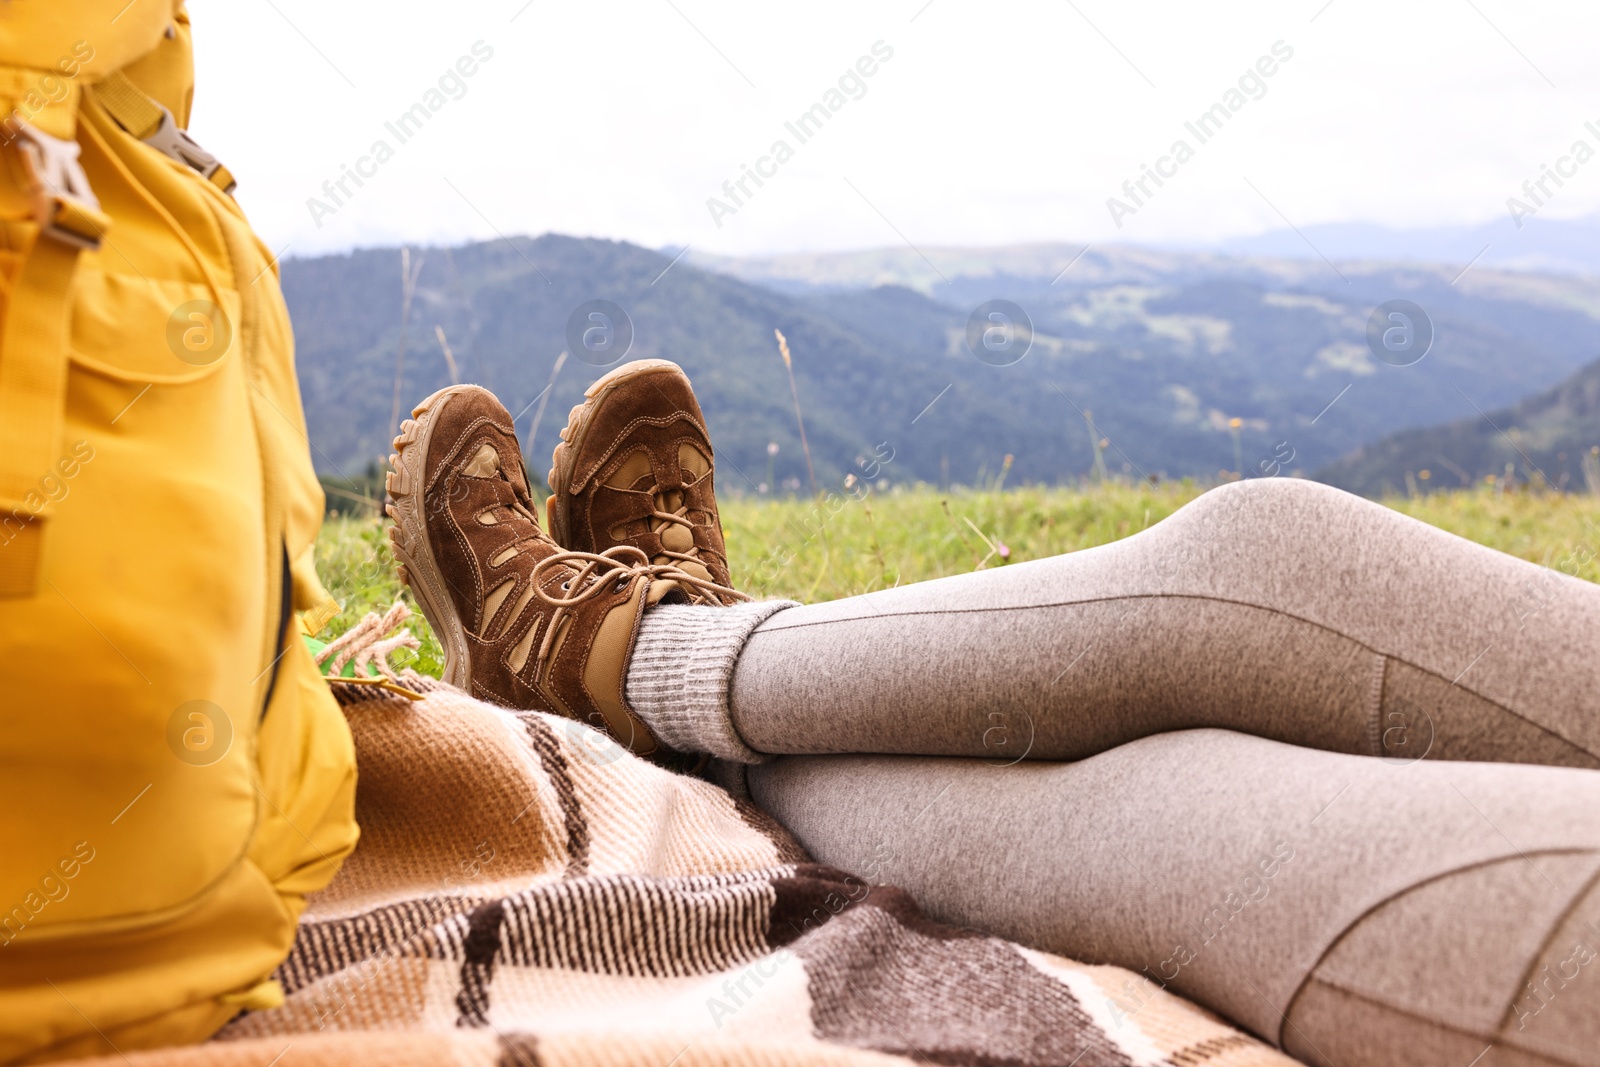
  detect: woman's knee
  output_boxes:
[1141,477,1407,587]
[1171,476,1363,535]
[1123,477,1370,592]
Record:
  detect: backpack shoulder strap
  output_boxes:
[0,118,108,597]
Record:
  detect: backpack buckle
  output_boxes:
[142,108,237,195]
[10,121,104,251]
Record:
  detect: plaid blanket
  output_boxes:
[69,677,1299,1067]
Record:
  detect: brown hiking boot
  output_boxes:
[546,359,744,606]
[385,384,727,757]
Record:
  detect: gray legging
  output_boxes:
[727,478,1600,1067]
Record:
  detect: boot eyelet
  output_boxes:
[615,577,629,593]
[561,580,571,591]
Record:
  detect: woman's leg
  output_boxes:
[727,478,1600,767]
[748,732,1600,1067]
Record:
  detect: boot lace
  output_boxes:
[526,545,748,672]
[644,484,738,606]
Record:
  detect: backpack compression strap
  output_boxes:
[94,71,236,194]
[0,119,108,597]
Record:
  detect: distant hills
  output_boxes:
[281,234,1600,496]
[1317,356,1600,496]
[1210,215,1600,281]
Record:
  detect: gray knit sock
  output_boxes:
[625,600,797,763]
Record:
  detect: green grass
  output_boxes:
[314,482,1600,677]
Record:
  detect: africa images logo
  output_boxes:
[1106,40,1294,229]
[705,41,895,228]
[306,41,496,228]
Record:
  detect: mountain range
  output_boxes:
[1207,214,1600,280]
[281,233,1600,497]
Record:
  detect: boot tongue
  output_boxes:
[675,559,713,583]
[646,578,688,606]
[641,482,724,601]
[642,483,716,588]
[659,522,695,554]
[648,484,700,558]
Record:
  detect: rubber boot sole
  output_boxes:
[385,385,478,690]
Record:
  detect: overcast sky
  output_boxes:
[189,0,1600,259]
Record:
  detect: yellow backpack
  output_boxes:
[0,5,358,1060]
